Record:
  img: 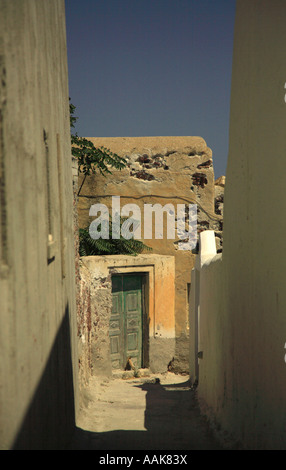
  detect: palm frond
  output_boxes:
[79,221,152,257]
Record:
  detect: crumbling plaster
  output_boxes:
[78,254,175,376]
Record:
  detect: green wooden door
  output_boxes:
[110,274,143,370]
[110,275,124,369]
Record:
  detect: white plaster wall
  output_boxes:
[0,0,78,449]
[195,0,286,449]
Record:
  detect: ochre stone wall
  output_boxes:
[78,136,222,372]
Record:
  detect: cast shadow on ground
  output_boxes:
[68,378,223,450]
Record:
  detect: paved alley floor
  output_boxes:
[67,372,224,450]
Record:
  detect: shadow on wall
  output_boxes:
[67,380,223,450]
[12,305,76,450]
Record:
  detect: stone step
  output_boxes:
[112,368,152,380]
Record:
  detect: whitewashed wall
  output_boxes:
[191,0,286,449]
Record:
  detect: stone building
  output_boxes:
[214,175,225,252]
[77,136,223,376]
[0,0,79,449]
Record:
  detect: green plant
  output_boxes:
[70,100,127,196]
[71,100,151,257]
[79,222,152,257]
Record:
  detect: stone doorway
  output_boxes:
[110,273,147,370]
[78,254,175,377]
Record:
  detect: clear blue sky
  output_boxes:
[65,0,236,178]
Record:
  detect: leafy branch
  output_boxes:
[70,101,127,196]
[70,100,152,257]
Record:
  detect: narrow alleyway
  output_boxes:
[67,372,224,450]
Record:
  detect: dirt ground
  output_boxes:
[67,372,225,450]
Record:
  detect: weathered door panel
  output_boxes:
[110,274,143,369]
[124,275,142,369]
[110,275,123,369]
